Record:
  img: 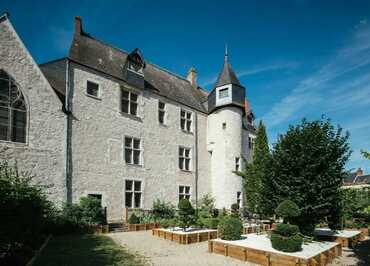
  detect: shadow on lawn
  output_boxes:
[34,234,144,266]
[351,239,370,266]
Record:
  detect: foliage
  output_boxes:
[236,121,271,215]
[361,150,370,160]
[200,218,219,229]
[218,216,243,240]
[128,213,140,224]
[177,199,196,231]
[267,119,351,235]
[275,224,299,237]
[152,199,176,220]
[0,161,54,265]
[270,233,303,252]
[230,203,240,218]
[275,200,300,223]
[198,194,216,218]
[342,188,370,228]
[79,197,106,225]
[158,218,177,228]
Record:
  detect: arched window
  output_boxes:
[0,70,27,143]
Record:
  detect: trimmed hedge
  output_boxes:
[218,216,243,240]
[128,213,140,224]
[275,223,299,237]
[271,233,303,252]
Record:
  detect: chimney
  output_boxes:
[74,16,83,35]
[187,67,197,88]
[356,168,363,177]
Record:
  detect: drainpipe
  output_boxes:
[194,112,199,211]
[65,59,72,203]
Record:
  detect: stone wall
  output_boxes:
[0,17,66,204]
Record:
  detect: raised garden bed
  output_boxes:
[243,223,271,234]
[208,233,341,266]
[152,227,217,244]
[128,222,160,232]
[314,228,362,248]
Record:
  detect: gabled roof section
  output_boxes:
[67,17,207,113]
[215,52,241,88]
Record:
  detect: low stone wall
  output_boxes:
[128,223,160,232]
[208,239,342,266]
[152,228,218,244]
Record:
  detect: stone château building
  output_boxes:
[0,13,255,222]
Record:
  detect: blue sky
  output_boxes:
[1,0,370,173]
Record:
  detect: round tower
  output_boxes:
[207,50,246,209]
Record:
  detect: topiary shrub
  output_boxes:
[128,213,140,224]
[178,199,196,231]
[271,233,303,252]
[271,200,303,252]
[230,203,240,218]
[275,200,300,223]
[201,217,219,229]
[218,216,243,240]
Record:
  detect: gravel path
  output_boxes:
[109,231,256,266]
[109,231,369,266]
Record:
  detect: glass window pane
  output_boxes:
[122,90,129,100]
[159,102,165,109]
[179,147,184,156]
[125,180,133,191]
[125,192,133,207]
[0,107,8,125]
[179,158,184,170]
[186,121,191,131]
[184,149,190,158]
[134,193,141,208]
[87,81,99,97]
[0,78,9,103]
[134,181,141,191]
[121,99,129,113]
[179,186,184,194]
[125,148,132,163]
[133,139,140,149]
[186,112,191,119]
[185,158,190,170]
[185,186,190,194]
[125,137,132,147]
[130,93,138,102]
[185,195,190,200]
[133,150,140,165]
[159,111,164,124]
[130,102,137,115]
[180,119,185,130]
[181,110,185,118]
[219,88,229,99]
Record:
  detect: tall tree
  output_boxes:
[237,120,271,215]
[269,119,351,235]
[361,150,370,160]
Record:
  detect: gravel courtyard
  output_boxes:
[109,231,369,266]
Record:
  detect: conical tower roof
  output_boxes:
[214,49,241,87]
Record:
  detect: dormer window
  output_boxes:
[219,88,229,99]
[127,48,145,76]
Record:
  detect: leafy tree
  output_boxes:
[361,150,370,160]
[177,199,196,231]
[218,216,243,240]
[275,200,300,223]
[152,199,175,220]
[237,120,271,215]
[268,119,351,235]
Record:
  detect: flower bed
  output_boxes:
[152,227,217,244]
[128,222,160,231]
[208,233,341,266]
[314,228,362,248]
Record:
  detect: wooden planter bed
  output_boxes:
[243,223,271,234]
[152,228,218,244]
[128,222,160,231]
[314,228,362,248]
[208,233,341,266]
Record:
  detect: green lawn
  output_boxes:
[34,234,146,266]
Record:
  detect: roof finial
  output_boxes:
[225,43,228,61]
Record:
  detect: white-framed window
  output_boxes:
[125,180,142,208]
[179,147,191,171]
[158,101,166,124]
[124,137,142,165]
[248,136,255,150]
[121,88,138,116]
[86,80,100,98]
[180,109,192,132]
[179,185,191,201]
[218,87,229,99]
[235,157,240,171]
[237,191,242,207]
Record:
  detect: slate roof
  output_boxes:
[343,172,370,185]
[41,29,208,113]
[214,54,241,88]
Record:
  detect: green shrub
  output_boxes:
[128,213,140,224]
[218,216,243,240]
[152,199,176,220]
[275,200,300,223]
[79,197,106,225]
[159,218,177,228]
[271,233,303,252]
[178,199,196,231]
[202,217,219,229]
[231,203,240,217]
[275,224,299,237]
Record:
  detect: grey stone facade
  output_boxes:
[0,14,255,222]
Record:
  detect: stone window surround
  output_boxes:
[178,146,192,172]
[85,79,101,100]
[178,185,191,201]
[124,136,143,166]
[180,108,193,133]
[124,179,144,209]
